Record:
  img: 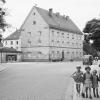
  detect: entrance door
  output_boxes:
[6,55,17,62]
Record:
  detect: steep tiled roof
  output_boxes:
[4,30,21,40]
[36,7,83,35]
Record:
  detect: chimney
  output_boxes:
[49,8,53,16]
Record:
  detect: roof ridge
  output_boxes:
[35,6,82,35]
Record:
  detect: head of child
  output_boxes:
[85,66,91,73]
[93,70,97,75]
[76,66,81,72]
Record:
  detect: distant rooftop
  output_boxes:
[4,30,21,40]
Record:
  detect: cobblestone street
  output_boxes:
[0,62,82,100]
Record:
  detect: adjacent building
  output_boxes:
[4,6,83,61]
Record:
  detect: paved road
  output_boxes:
[0,62,82,100]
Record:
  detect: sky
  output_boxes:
[3,0,100,37]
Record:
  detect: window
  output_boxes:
[57,51,59,54]
[62,41,64,43]
[16,41,18,45]
[57,41,59,43]
[52,31,54,36]
[27,32,31,36]
[57,32,59,36]
[33,12,35,15]
[16,47,18,50]
[11,41,13,45]
[5,41,7,45]
[52,40,54,42]
[62,33,64,37]
[33,21,36,25]
[38,39,41,43]
[38,31,42,36]
[72,34,74,39]
[28,40,31,47]
[67,52,69,54]
[67,33,69,38]
[67,42,69,44]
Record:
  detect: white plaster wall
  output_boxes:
[20,7,49,48]
[3,39,21,51]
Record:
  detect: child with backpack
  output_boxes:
[71,66,83,95]
[83,66,93,99]
[92,70,100,98]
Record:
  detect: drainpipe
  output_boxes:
[1,51,2,63]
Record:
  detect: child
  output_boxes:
[92,70,100,98]
[83,66,93,99]
[71,66,83,95]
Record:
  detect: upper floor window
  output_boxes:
[27,32,31,36]
[16,47,18,50]
[57,32,59,35]
[72,34,74,39]
[16,41,18,45]
[11,41,13,45]
[33,12,36,15]
[38,39,41,43]
[62,33,64,37]
[33,21,36,25]
[28,40,31,47]
[38,31,42,36]
[5,41,7,45]
[67,33,69,38]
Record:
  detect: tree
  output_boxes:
[0,0,8,32]
[83,18,100,51]
[0,0,6,3]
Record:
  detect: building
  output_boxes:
[4,6,83,61]
[4,30,21,51]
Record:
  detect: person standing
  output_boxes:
[92,70,100,98]
[71,66,83,95]
[83,66,93,99]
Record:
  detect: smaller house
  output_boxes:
[0,47,22,63]
[3,30,21,51]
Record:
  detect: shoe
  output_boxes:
[94,94,96,97]
[81,93,85,98]
[89,96,92,99]
[97,95,99,98]
[86,94,88,98]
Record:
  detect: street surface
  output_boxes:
[0,62,82,100]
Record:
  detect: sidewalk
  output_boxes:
[73,83,100,100]
[0,64,7,72]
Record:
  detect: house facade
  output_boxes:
[4,6,83,61]
[3,30,21,51]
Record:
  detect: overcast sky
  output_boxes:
[3,0,100,37]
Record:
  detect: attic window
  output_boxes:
[33,12,35,15]
[33,21,36,25]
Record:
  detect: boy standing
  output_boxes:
[92,70,100,98]
[83,66,93,99]
[71,66,83,95]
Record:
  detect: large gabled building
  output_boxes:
[4,6,83,61]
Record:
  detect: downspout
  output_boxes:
[49,27,51,61]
